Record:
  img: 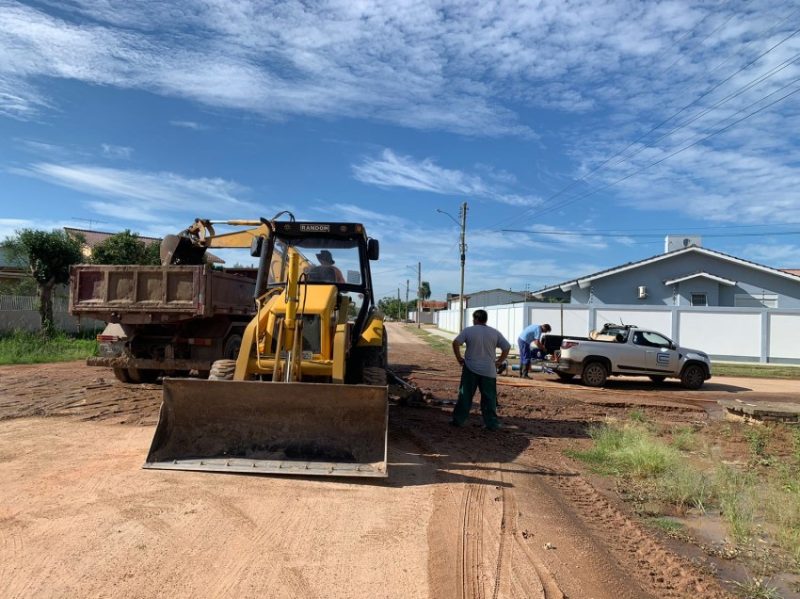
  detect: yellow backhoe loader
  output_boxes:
[144,216,388,477]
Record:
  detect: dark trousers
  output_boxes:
[451,366,500,429]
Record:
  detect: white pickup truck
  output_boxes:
[549,325,712,389]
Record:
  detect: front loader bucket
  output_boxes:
[144,379,388,478]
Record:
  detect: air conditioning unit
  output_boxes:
[638,285,648,299]
[665,235,702,253]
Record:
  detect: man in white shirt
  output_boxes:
[451,309,511,430]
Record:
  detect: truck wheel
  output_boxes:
[209,359,237,381]
[649,375,666,384]
[128,368,160,384]
[680,364,705,390]
[223,334,243,360]
[581,361,608,387]
[556,372,575,382]
[113,368,133,383]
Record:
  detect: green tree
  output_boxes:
[378,297,415,320]
[418,281,431,301]
[92,230,161,265]
[2,229,84,336]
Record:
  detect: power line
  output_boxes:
[501,229,800,239]
[488,8,800,230]
[524,79,800,221]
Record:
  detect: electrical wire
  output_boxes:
[488,7,800,231]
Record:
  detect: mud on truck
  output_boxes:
[69,220,286,383]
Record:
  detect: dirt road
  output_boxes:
[5,322,788,597]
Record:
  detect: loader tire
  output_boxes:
[208,359,236,381]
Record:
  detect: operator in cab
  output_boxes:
[305,250,345,284]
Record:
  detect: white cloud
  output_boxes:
[353,149,540,207]
[740,242,800,267]
[101,144,133,159]
[10,162,259,222]
[169,120,207,130]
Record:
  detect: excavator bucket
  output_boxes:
[144,379,388,478]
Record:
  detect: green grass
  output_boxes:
[713,362,800,379]
[569,420,800,571]
[407,325,454,355]
[0,330,98,365]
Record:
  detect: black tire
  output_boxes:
[649,375,666,384]
[209,359,237,381]
[223,334,243,360]
[581,361,608,387]
[112,368,132,383]
[556,372,575,382]
[680,364,705,390]
[128,368,160,384]
[362,345,387,386]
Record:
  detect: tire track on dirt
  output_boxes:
[459,483,485,599]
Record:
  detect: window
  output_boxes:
[690,293,707,306]
[735,293,778,308]
[632,331,672,348]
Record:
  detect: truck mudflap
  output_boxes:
[144,379,388,478]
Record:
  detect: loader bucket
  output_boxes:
[144,379,388,478]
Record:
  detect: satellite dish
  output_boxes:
[683,238,691,247]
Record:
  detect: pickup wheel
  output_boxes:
[680,364,705,390]
[581,361,608,387]
[556,372,575,382]
[649,375,666,384]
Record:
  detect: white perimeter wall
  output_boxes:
[436,302,800,363]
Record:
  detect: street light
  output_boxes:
[436,202,468,331]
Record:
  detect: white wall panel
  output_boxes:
[769,314,800,359]
[680,311,761,357]
[529,306,590,337]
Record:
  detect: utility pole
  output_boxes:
[397,287,402,321]
[405,279,409,322]
[416,262,422,328]
[458,202,468,332]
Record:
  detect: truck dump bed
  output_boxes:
[70,264,255,324]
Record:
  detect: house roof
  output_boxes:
[64,227,160,248]
[533,246,800,295]
[782,269,800,276]
[663,271,736,286]
[63,227,224,264]
[420,300,447,309]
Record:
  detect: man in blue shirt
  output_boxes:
[451,309,511,430]
[517,323,552,378]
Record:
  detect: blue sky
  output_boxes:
[2,0,800,301]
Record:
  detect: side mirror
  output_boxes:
[250,236,264,257]
[367,238,380,261]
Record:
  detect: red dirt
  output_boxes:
[4,323,796,597]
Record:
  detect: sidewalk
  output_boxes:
[423,325,522,359]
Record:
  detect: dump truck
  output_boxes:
[69,219,306,383]
[69,263,256,382]
[144,216,389,478]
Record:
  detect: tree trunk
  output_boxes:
[39,279,56,337]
